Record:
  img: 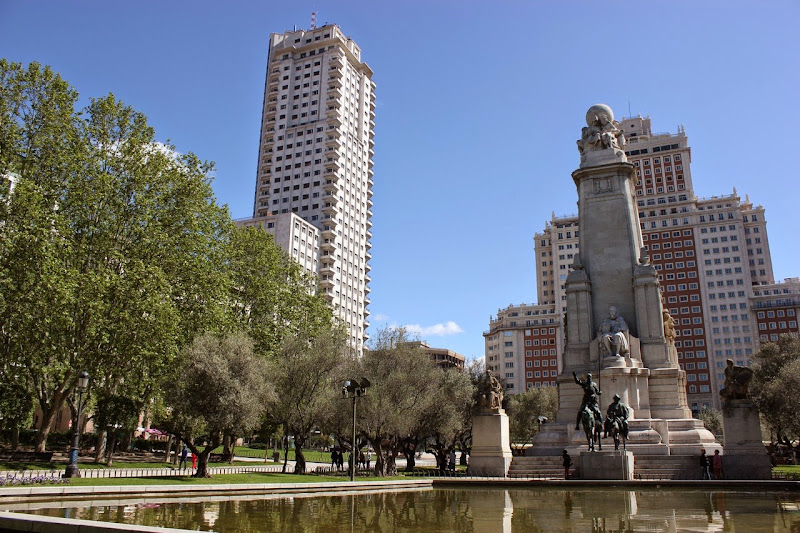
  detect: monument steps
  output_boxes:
[508,456,571,479]
[509,454,702,480]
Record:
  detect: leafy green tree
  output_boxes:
[411,367,475,472]
[0,61,230,452]
[168,333,272,477]
[507,386,558,452]
[0,364,34,449]
[354,328,440,476]
[268,326,346,474]
[751,334,800,445]
[697,407,723,439]
[226,226,333,358]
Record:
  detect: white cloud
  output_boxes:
[403,321,463,337]
[372,313,390,322]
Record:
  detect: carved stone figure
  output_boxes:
[598,305,629,357]
[720,359,753,403]
[573,371,602,431]
[577,104,626,155]
[662,308,676,344]
[478,370,504,411]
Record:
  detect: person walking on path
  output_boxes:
[712,450,724,480]
[700,449,712,480]
[191,452,198,470]
[449,450,457,473]
[331,449,339,471]
[179,445,188,470]
[562,450,572,480]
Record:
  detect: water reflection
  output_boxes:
[15,487,800,532]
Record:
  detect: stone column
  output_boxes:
[572,162,641,337]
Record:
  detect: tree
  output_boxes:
[0,61,230,451]
[697,408,723,439]
[506,386,558,453]
[268,326,346,474]
[751,334,800,445]
[168,333,272,477]
[226,225,333,358]
[355,328,440,476]
[416,367,475,472]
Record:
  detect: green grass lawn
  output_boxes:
[0,460,271,471]
[65,472,403,486]
[209,447,334,463]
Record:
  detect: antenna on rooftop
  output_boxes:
[311,10,317,29]
[627,99,632,119]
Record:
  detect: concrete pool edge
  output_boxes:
[431,478,800,490]
[0,478,432,504]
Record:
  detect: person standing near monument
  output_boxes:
[562,450,572,479]
[712,450,724,480]
[700,449,712,480]
[573,371,602,430]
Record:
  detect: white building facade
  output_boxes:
[247,24,375,354]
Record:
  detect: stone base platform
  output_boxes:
[579,450,634,480]
[468,410,513,477]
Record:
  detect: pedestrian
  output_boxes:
[331,449,339,471]
[562,449,572,480]
[179,445,188,470]
[712,450,723,480]
[700,448,711,480]
[449,450,456,473]
[337,449,344,471]
[366,450,371,470]
[191,452,197,470]
[359,450,365,469]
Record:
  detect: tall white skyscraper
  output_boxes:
[250,23,375,354]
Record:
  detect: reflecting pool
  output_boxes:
[12,487,800,532]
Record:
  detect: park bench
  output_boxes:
[0,451,54,462]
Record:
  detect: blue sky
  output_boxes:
[2,1,798,362]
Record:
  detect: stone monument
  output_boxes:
[720,360,771,479]
[530,105,719,474]
[469,371,513,476]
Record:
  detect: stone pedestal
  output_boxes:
[722,399,771,479]
[469,410,513,477]
[579,450,634,480]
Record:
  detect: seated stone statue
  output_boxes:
[720,359,753,404]
[478,370,503,411]
[598,305,629,357]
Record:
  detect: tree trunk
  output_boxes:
[120,430,132,453]
[294,435,306,474]
[94,429,107,463]
[34,401,60,453]
[282,435,290,474]
[229,438,236,465]
[222,434,233,463]
[164,435,174,463]
[403,449,416,471]
[192,437,219,478]
[106,433,117,467]
[10,425,19,451]
[371,439,398,477]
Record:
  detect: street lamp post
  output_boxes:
[64,371,90,478]
[342,377,370,482]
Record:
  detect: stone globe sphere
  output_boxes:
[586,104,614,126]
